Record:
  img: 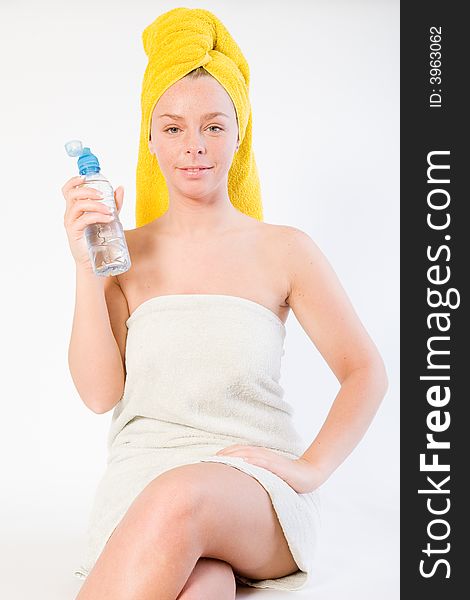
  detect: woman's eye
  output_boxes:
[164,125,222,134]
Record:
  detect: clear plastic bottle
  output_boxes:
[64,139,131,276]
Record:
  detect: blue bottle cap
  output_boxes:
[64,140,100,175]
[77,147,100,175]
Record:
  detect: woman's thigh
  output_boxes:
[147,461,299,581]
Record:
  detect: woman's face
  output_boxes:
[148,75,239,198]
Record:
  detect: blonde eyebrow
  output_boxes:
[157,112,230,120]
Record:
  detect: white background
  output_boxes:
[0,0,399,598]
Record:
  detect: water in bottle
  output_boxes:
[64,139,131,276]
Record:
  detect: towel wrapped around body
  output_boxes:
[73,294,322,591]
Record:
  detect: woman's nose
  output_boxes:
[186,148,203,155]
[184,132,206,154]
[185,141,205,154]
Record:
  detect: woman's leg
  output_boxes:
[75,483,202,600]
[75,462,298,600]
[176,558,236,600]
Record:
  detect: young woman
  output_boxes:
[64,8,388,600]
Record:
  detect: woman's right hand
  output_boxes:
[61,176,125,271]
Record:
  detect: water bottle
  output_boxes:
[64,139,131,277]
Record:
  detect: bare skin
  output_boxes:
[76,463,298,600]
[75,74,299,599]
[74,216,298,600]
[120,73,292,323]
[74,71,388,599]
[117,215,291,325]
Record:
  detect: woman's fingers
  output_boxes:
[61,175,85,196]
[66,184,103,204]
[67,200,112,220]
[61,174,114,268]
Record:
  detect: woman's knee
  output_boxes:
[120,467,207,549]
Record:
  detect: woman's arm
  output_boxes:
[284,226,389,485]
[68,266,129,414]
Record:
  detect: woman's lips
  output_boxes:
[178,167,213,177]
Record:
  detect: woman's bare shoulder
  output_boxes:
[263,223,327,295]
[120,221,157,254]
[262,222,316,248]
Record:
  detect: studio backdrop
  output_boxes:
[0,1,399,598]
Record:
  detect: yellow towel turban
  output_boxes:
[135,7,263,228]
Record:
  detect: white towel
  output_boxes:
[73,294,322,590]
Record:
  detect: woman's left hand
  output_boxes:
[215,445,324,494]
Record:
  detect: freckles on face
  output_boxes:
[148,76,239,184]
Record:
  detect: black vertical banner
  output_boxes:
[401,2,466,597]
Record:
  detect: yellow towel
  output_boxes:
[135,7,263,228]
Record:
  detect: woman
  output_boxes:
[64,8,388,600]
